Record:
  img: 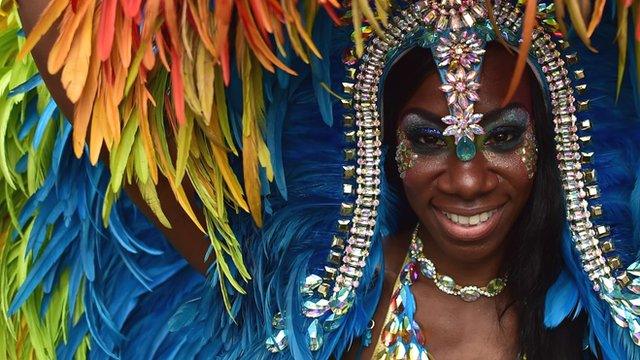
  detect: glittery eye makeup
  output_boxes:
[482,105,529,152]
[399,111,448,155]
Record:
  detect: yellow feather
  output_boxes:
[214,68,237,155]
[239,45,264,227]
[196,42,214,125]
[88,87,105,165]
[352,0,364,56]
[565,0,596,51]
[174,112,194,185]
[615,0,628,98]
[137,178,172,228]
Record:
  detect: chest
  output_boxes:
[345,269,520,360]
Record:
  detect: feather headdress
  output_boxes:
[3,0,640,359]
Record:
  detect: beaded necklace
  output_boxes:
[371,225,523,359]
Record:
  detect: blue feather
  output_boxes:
[9,73,42,97]
[31,99,57,149]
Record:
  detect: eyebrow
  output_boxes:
[401,103,527,128]
[400,108,443,129]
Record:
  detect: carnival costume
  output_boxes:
[2,0,640,358]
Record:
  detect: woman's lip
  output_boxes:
[433,205,505,242]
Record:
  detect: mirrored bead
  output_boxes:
[629,318,640,345]
[303,299,330,318]
[460,287,481,302]
[330,287,355,315]
[393,342,407,359]
[420,260,436,279]
[272,312,285,329]
[307,319,324,351]
[628,277,640,294]
[439,275,456,291]
[323,313,342,332]
[301,274,323,296]
[265,330,288,353]
[487,278,506,294]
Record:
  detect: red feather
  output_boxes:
[170,48,186,125]
[120,0,142,18]
[98,0,118,61]
[214,0,234,85]
[71,0,80,12]
[321,2,342,25]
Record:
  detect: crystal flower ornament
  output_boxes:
[442,105,484,161]
[435,31,486,69]
[439,67,480,108]
[442,105,484,143]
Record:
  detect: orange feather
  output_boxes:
[213,0,234,85]
[48,0,92,74]
[18,0,69,60]
[61,0,94,103]
[502,0,537,107]
[116,11,133,68]
[170,48,187,125]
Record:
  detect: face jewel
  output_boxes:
[442,105,484,142]
[307,319,324,351]
[265,329,288,353]
[439,68,480,108]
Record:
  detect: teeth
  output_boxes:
[443,209,497,227]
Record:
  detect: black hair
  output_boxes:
[382,46,592,359]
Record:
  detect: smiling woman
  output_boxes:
[353,44,586,359]
[5,0,640,359]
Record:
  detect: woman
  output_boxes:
[4,0,640,359]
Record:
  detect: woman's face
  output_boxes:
[396,46,537,262]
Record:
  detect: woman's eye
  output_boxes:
[415,134,446,146]
[484,126,525,150]
[405,128,447,152]
[490,132,516,143]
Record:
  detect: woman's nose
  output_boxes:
[437,154,498,200]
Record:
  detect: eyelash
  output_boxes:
[405,128,447,153]
[402,125,527,154]
[484,126,526,151]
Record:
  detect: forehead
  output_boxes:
[401,43,535,117]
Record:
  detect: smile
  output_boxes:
[434,206,504,242]
[441,209,498,226]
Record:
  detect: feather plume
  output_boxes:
[502,0,537,106]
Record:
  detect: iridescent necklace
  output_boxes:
[372,225,511,359]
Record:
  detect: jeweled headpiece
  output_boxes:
[263,0,640,355]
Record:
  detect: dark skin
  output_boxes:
[17,0,210,274]
[20,3,536,358]
[346,46,536,359]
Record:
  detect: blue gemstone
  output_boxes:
[456,136,476,161]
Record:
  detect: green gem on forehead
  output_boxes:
[456,136,476,161]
